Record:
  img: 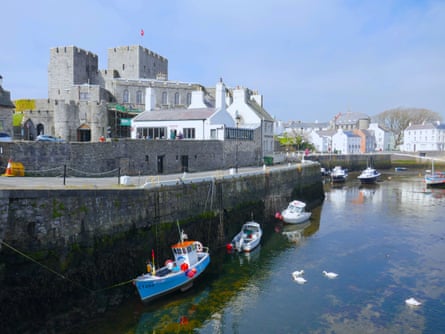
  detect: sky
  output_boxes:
[1,0,444,122]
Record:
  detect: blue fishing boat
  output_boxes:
[133,230,210,302]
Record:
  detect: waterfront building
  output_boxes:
[368,122,395,151]
[331,129,361,154]
[401,121,445,152]
[12,44,273,160]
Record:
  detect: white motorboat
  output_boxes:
[357,166,381,184]
[330,166,348,183]
[231,221,262,252]
[277,200,312,224]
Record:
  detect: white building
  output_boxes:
[308,129,336,153]
[368,123,395,151]
[226,86,274,158]
[401,122,445,152]
[332,129,361,154]
[131,80,236,140]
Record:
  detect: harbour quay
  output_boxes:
[0,162,323,333]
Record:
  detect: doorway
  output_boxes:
[157,155,164,174]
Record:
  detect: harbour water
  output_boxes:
[75,171,445,333]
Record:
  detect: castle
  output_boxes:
[12,44,274,158]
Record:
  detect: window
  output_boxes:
[210,129,217,139]
[79,92,90,100]
[123,89,129,103]
[183,128,195,139]
[136,90,142,104]
[162,91,168,105]
[137,127,166,139]
[174,92,180,105]
[186,93,192,105]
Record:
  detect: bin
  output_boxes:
[263,156,274,166]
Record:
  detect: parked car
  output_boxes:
[0,132,12,142]
[36,135,65,142]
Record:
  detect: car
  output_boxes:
[0,132,12,142]
[36,135,65,142]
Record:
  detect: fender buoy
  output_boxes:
[194,241,203,252]
[226,243,233,252]
[187,270,195,278]
[165,259,174,270]
[181,263,189,271]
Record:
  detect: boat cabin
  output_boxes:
[171,240,199,267]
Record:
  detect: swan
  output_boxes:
[405,297,422,307]
[291,270,304,279]
[293,276,307,284]
[322,270,338,279]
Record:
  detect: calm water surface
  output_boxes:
[83,173,445,333]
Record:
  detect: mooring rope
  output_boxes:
[0,240,133,293]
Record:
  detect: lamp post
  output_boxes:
[235,111,241,173]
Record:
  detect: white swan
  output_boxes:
[322,270,338,279]
[293,276,307,284]
[405,297,422,307]
[291,270,304,279]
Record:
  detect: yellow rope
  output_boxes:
[0,240,132,293]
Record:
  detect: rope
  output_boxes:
[0,240,132,293]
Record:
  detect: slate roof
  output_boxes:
[133,108,216,122]
[406,122,445,130]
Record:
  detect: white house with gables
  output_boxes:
[401,122,445,152]
[368,123,395,151]
[332,129,361,154]
[131,80,236,140]
[226,86,275,159]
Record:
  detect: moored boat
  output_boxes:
[276,200,312,224]
[230,221,262,252]
[330,166,348,183]
[357,166,381,184]
[133,230,210,303]
[425,159,445,188]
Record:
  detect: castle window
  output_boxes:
[162,91,168,105]
[187,93,192,105]
[122,64,125,71]
[174,92,180,105]
[136,90,143,104]
[123,89,129,103]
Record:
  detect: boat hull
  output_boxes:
[134,253,210,302]
[425,176,445,188]
[282,212,312,224]
[358,176,379,184]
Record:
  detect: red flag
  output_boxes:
[140,29,144,37]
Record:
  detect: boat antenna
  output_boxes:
[176,220,187,243]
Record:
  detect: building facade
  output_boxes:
[401,122,445,152]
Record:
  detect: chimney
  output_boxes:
[215,79,226,111]
[188,88,207,109]
[145,86,155,111]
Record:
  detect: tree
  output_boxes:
[373,107,442,147]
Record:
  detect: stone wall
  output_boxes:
[0,138,262,176]
[0,163,322,250]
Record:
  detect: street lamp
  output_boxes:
[235,111,241,173]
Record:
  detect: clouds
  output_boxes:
[1,0,444,121]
